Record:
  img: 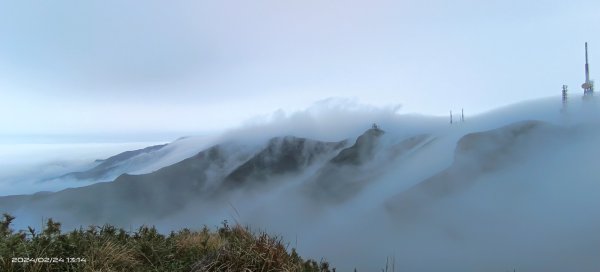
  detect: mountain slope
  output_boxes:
[0,136,349,227]
[304,127,432,203]
[384,120,563,214]
[61,144,167,181]
[329,127,384,165]
[221,136,347,190]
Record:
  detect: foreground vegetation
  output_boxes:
[0,214,333,272]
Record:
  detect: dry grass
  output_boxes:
[85,240,140,272]
[192,225,287,271]
[0,215,333,272]
[174,227,224,254]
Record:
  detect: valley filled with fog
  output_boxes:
[2,97,600,271]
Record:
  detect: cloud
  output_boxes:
[220,97,440,143]
[3,0,599,137]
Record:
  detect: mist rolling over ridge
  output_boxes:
[2,96,600,271]
[3,0,600,270]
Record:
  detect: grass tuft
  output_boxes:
[0,215,333,272]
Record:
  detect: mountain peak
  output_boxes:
[330,127,384,165]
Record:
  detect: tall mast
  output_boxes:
[585,42,590,83]
[582,42,594,96]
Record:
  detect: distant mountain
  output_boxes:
[61,144,167,181]
[0,135,348,227]
[53,136,218,183]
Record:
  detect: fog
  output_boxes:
[2,97,600,271]
[219,97,443,144]
[0,141,168,195]
[181,96,600,271]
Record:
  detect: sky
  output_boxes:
[1,0,599,139]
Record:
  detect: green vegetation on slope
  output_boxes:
[0,214,332,272]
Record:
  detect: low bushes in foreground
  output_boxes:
[0,214,332,272]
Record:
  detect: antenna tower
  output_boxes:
[582,42,594,96]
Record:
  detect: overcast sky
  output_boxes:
[1,0,599,138]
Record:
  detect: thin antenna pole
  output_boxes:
[585,42,590,83]
[583,42,594,96]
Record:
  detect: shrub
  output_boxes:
[0,214,332,272]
